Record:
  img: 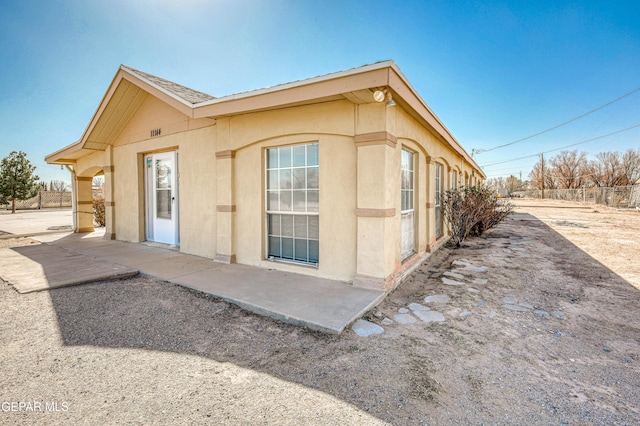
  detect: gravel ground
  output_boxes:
[1,202,639,425]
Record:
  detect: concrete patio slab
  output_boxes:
[25,231,385,334]
[0,244,139,293]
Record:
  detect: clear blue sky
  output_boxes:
[1,0,639,183]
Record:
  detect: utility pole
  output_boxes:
[540,153,545,199]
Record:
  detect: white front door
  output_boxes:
[145,151,179,245]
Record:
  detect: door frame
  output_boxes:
[144,150,180,245]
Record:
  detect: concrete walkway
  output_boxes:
[0,244,139,293]
[14,231,385,334]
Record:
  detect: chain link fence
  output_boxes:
[2,191,72,210]
[523,185,640,209]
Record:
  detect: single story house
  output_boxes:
[46,61,485,291]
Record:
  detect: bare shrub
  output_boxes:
[93,197,105,227]
[468,186,514,237]
[442,186,513,247]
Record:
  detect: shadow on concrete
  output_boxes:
[0,243,138,293]
[35,212,640,423]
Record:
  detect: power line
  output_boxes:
[474,86,640,154]
[480,123,640,167]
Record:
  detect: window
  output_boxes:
[435,163,443,238]
[401,149,415,259]
[451,170,458,190]
[266,143,319,265]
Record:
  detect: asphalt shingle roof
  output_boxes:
[121,65,216,104]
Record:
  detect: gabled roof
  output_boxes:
[45,61,485,177]
[120,65,215,104]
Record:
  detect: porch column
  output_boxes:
[76,176,94,233]
[352,131,399,291]
[103,165,115,240]
[102,146,115,239]
[213,149,236,264]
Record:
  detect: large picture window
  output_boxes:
[266,143,319,265]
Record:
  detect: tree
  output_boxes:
[621,148,640,185]
[505,175,524,194]
[529,155,556,191]
[549,150,588,189]
[0,151,40,213]
[49,179,69,192]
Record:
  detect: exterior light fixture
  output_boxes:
[373,90,386,102]
[372,88,396,106]
[385,92,396,107]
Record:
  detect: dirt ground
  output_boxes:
[1,200,639,425]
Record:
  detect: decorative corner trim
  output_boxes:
[355,208,396,217]
[352,273,396,292]
[354,131,397,148]
[216,204,236,212]
[215,150,236,159]
[213,254,236,264]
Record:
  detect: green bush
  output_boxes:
[442,186,513,247]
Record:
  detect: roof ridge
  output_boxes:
[121,65,215,104]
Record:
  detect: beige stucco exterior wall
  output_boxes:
[232,101,357,281]
[110,125,217,253]
[105,95,218,255]
[63,88,483,287]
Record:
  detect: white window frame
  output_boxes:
[265,143,319,266]
[401,148,415,260]
[435,163,443,239]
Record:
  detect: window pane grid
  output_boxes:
[401,150,414,213]
[266,143,319,265]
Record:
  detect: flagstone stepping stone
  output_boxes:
[442,277,465,286]
[443,271,465,280]
[504,304,531,312]
[472,278,488,285]
[393,313,417,324]
[381,318,394,325]
[352,319,384,336]
[398,307,409,314]
[467,287,480,294]
[458,264,487,273]
[534,310,551,319]
[502,296,518,304]
[452,259,470,267]
[460,311,472,318]
[414,310,445,323]
[408,302,431,312]
[424,294,450,304]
